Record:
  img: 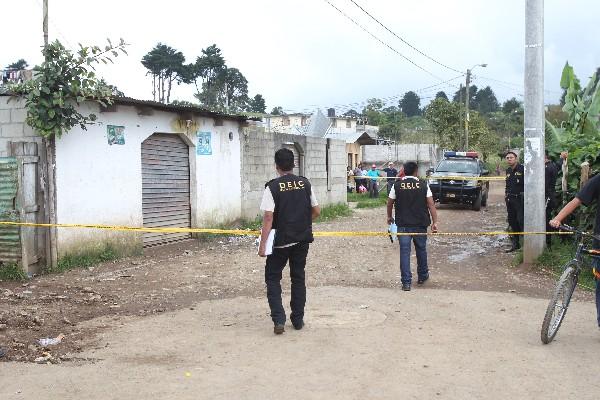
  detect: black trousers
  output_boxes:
[546,194,557,246]
[506,194,524,248]
[265,242,309,325]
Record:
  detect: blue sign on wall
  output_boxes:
[197,131,212,155]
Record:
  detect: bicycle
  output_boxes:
[540,224,600,344]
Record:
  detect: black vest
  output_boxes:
[266,174,314,246]
[393,178,431,227]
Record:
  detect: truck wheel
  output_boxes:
[472,192,482,211]
[481,192,488,207]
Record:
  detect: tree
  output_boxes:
[220,67,248,112]
[399,91,421,117]
[546,62,600,227]
[502,97,521,114]
[141,43,186,103]
[10,39,127,138]
[271,106,283,115]
[343,109,360,118]
[190,44,227,109]
[473,86,499,114]
[6,59,28,70]
[452,85,478,109]
[248,94,266,113]
[362,98,386,126]
[424,98,463,150]
[435,91,448,100]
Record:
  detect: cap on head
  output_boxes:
[371,164,376,168]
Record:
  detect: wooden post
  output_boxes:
[580,161,590,189]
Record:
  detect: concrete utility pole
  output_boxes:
[43,0,48,47]
[464,64,487,151]
[465,70,470,151]
[523,0,545,263]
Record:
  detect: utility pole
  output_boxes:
[464,64,487,151]
[43,0,48,47]
[523,0,545,263]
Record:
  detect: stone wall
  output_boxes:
[240,125,346,219]
[362,143,442,175]
[0,97,44,156]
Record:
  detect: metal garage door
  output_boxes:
[141,133,191,247]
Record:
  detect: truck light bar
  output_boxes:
[444,151,478,158]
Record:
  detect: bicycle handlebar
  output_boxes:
[560,224,600,241]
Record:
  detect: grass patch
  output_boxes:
[349,188,389,209]
[0,262,28,281]
[239,216,262,231]
[315,203,352,223]
[536,238,597,290]
[52,244,119,273]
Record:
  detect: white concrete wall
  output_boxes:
[54,102,242,256]
[265,115,309,134]
[327,117,356,134]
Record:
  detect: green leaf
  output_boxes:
[560,62,574,89]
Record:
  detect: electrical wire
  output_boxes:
[348,0,463,74]
[323,0,451,84]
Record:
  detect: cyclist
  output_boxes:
[550,173,600,332]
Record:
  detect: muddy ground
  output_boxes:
[0,182,590,362]
[1,183,598,399]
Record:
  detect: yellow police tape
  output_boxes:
[356,176,506,181]
[0,221,571,237]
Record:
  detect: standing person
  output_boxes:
[353,163,363,193]
[258,148,321,335]
[387,161,439,291]
[383,162,399,194]
[550,174,600,333]
[504,151,524,252]
[367,164,380,198]
[347,166,354,193]
[545,151,568,247]
[361,165,369,193]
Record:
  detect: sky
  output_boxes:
[2,0,599,114]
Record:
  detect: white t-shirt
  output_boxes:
[260,187,319,212]
[260,185,319,248]
[388,176,432,199]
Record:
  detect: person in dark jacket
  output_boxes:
[258,148,321,335]
[545,150,568,247]
[387,161,439,291]
[504,151,524,252]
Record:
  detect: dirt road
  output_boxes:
[1,182,599,399]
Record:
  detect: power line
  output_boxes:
[347,0,463,74]
[323,0,451,84]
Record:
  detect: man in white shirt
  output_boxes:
[258,148,320,334]
[387,161,438,291]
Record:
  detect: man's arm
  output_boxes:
[549,198,581,228]
[258,211,273,257]
[311,206,321,221]
[387,198,394,224]
[427,197,438,232]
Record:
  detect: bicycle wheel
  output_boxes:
[541,263,579,344]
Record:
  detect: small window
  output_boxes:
[282,116,290,126]
[301,117,307,126]
[331,119,337,128]
[346,119,351,128]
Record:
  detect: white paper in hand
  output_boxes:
[257,229,276,255]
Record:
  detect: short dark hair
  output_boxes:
[506,151,519,158]
[275,148,294,171]
[403,161,418,176]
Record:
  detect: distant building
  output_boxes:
[263,109,378,168]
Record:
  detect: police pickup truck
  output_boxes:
[428,151,490,211]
